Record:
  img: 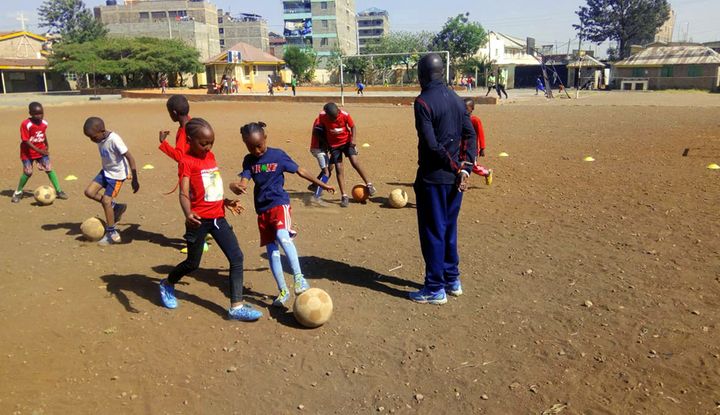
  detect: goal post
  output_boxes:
[337,51,450,106]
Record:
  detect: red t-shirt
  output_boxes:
[317,110,355,148]
[470,115,486,151]
[178,151,225,219]
[159,122,190,162]
[20,118,48,160]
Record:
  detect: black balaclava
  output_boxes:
[418,53,445,88]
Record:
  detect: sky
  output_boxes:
[2,0,718,57]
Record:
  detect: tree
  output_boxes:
[432,13,487,76]
[38,0,107,43]
[574,0,670,59]
[283,46,317,82]
[49,37,203,87]
[366,31,434,83]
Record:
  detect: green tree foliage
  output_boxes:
[283,46,317,82]
[49,37,203,87]
[366,31,434,83]
[574,0,671,58]
[38,0,107,43]
[432,13,487,75]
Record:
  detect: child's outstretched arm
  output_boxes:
[179,176,201,227]
[296,166,335,193]
[123,150,140,193]
[229,177,250,195]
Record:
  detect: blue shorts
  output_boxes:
[93,171,124,198]
[22,156,51,175]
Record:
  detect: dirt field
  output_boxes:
[1,92,719,414]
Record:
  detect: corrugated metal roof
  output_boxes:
[615,45,720,66]
[206,42,284,64]
[567,55,605,68]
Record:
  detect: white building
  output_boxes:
[475,32,540,88]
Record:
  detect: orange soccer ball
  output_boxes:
[351,184,370,203]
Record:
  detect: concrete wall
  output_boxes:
[95,1,218,25]
[0,35,44,59]
[220,20,269,52]
[105,21,220,61]
[614,64,720,90]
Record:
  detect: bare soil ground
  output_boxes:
[1,92,719,414]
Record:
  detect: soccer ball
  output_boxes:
[293,288,333,328]
[388,189,408,208]
[81,217,105,241]
[33,185,56,205]
[351,184,369,203]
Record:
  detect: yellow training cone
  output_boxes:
[142,164,155,170]
[583,156,595,162]
[499,152,509,157]
[180,242,210,254]
[707,163,720,170]
[362,143,371,148]
[64,175,78,181]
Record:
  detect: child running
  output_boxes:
[230,122,335,307]
[464,98,493,185]
[316,102,376,207]
[307,116,334,201]
[158,118,261,321]
[83,117,140,245]
[158,94,191,161]
[12,102,69,203]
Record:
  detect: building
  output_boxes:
[357,7,389,53]
[269,32,287,59]
[94,0,221,62]
[475,32,540,88]
[0,31,67,93]
[704,41,720,54]
[613,43,720,91]
[655,8,675,43]
[205,42,286,93]
[283,0,358,62]
[218,11,269,52]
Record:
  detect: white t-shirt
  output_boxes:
[97,132,129,180]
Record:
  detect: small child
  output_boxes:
[230,121,335,307]
[159,94,191,162]
[356,81,365,96]
[158,118,261,321]
[12,102,69,203]
[464,98,493,185]
[307,116,334,200]
[316,103,376,207]
[82,117,140,245]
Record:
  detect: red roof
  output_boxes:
[206,42,283,64]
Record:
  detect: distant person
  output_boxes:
[231,77,238,94]
[464,98,493,185]
[267,74,274,96]
[160,75,168,94]
[496,71,508,99]
[11,102,69,203]
[221,76,229,95]
[82,117,140,246]
[356,81,365,96]
[466,75,474,92]
[485,73,496,97]
[231,121,334,307]
[291,75,297,96]
[535,75,547,96]
[316,102,376,207]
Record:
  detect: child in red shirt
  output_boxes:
[316,102,376,207]
[12,102,69,203]
[158,95,191,162]
[158,118,262,322]
[464,98,493,185]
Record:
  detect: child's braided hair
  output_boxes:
[240,121,267,139]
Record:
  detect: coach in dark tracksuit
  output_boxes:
[409,53,477,305]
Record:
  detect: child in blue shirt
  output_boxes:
[230,121,335,306]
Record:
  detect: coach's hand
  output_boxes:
[479,148,485,157]
[456,171,469,193]
[159,130,170,143]
[185,212,202,228]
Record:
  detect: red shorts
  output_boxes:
[257,204,297,246]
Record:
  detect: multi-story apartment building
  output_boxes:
[283,0,358,62]
[654,8,675,43]
[218,11,269,52]
[94,0,221,61]
[357,7,389,53]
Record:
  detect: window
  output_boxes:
[321,38,329,46]
[65,73,78,81]
[660,65,673,77]
[631,68,644,77]
[219,28,224,34]
[321,2,327,9]
[220,39,225,47]
[138,12,149,19]
[322,20,328,28]
[688,66,702,77]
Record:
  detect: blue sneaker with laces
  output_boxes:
[228,304,263,321]
[293,274,310,295]
[159,279,177,309]
[446,280,463,297]
[408,287,447,305]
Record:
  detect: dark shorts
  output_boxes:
[330,143,358,164]
[22,156,51,175]
[93,171,124,198]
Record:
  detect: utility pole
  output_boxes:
[575,36,582,99]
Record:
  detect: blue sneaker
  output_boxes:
[272,288,290,307]
[228,304,262,321]
[293,274,310,295]
[408,287,448,305]
[446,280,463,297]
[113,203,127,223]
[159,279,177,309]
